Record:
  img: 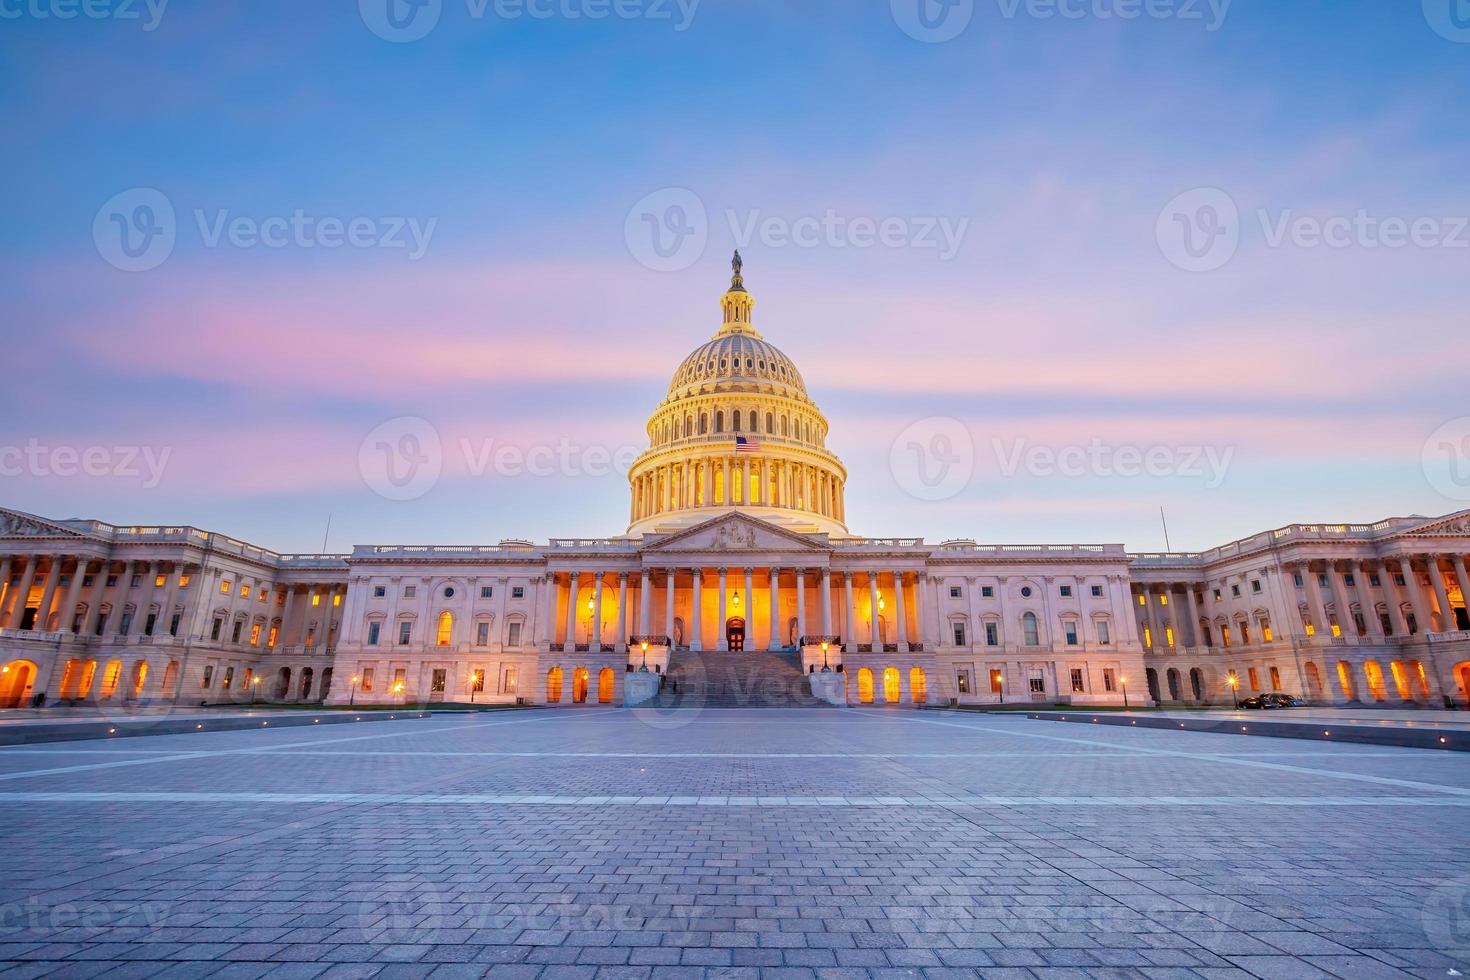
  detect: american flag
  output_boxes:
[735,436,760,453]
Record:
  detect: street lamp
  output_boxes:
[997,671,1004,705]
[820,640,831,672]
[639,640,649,672]
[349,674,359,706]
[1121,675,1129,709]
[469,670,483,704]
[1227,673,1240,710]
[251,675,261,705]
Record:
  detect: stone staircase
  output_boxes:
[653,649,831,708]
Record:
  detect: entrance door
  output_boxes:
[726,617,746,652]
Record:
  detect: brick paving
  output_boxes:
[2,707,1469,978]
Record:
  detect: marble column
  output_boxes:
[33,556,63,633]
[591,572,604,651]
[868,572,881,647]
[1358,561,1385,637]
[60,557,89,634]
[769,567,782,651]
[614,573,627,652]
[691,567,703,652]
[564,571,579,648]
[795,568,806,642]
[1306,564,1333,638]
[1450,555,1470,629]
[113,561,140,636]
[83,561,109,635]
[158,563,183,637]
[717,567,728,652]
[1326,564,1355,637]
[639,570,652,636]
[1427,557,1454,633]
[843,572,855,650]
[276,585,295,647]
[2,555,36,628]
[0,556,11,627]
[819,568,832,636]
[664,568,676,644]
[894,571,908,650]
[1384,562,1412,637]
[743,567,754,647]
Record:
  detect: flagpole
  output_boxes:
[1160,507,1171,551]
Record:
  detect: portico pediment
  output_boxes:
[0,507,93,541]
[640,513,829,557]
[1394,509,1470,539]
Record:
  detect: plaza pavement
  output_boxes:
[1,706,1469,979]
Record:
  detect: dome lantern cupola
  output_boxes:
[719,250,757,335]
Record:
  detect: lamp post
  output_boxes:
[1228,673,1240,710]
[469,670,482,704]
[639,640,649,672]
[1121,675,1129,709]
[820,640,831,672]
[997,671,1004,705]
[251,675,261,705]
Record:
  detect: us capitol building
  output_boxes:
[2,257,1469,712]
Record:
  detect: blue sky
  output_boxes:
[2,0,1468,553]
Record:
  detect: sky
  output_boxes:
[2,0,1468,554]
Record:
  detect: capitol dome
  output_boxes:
[627,253,848,537]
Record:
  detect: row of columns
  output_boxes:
[1135,552,1470,654]
[0,553,343,651]
[631,456,844,523]
[558,567,918,652]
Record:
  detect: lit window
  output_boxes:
[333,594,342,606]
[436,612,453,646]
[240,585,250,599]
[430,669,446,694]
[361,668,374,692]
[220,580,232,595]
[989,669,1004,693]
[1070,668,1085,693]
[249,624,262,645]
[311,594,321,607]
[957,671,971,694]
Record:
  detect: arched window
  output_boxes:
[436,611,453,646]
[715,411,724,433]
[909,667,927,703]
[857,667,874,704]
[1022,612,1040,646]
[573,668,590,704]
[732,412,742,432]
[598,668,615,704]
[882,667,901,703]
[781,416,789,437]
[546,667,563,703]
[748,411,757,432]
[765,413,774,433]
[699,414,708,435]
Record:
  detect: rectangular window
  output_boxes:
[242,668,253,691]
[1097,621,1110,645]
[1064,623,1078,645]
[361,668,374,692]
[311,594,320,606]
[480,586,493,599]
[1370,574,1381,587]
[220,580,232,595]
[984,622,998,646]
[511,586,525,599]
[373,585,386,598]
[981,586,994,598]
[508,622,523,646]
[989,669,1004,694]
[367,622,381,646]
[333,594,342,606]
[106,574,118,587]
[1091,585,1103,598]
[169,613,181,636]
[502,666,518,694]
[952,622,966,646]
[155,574,167,588]
[1102,667,1116,692]
[240,584,250,599]
[398,621,412,645]
[1344,574,1355,587]
[130,574,142,588]
[477,622,490,645]
[403,586,416,599]
[231,621,243,643]
[1251,580,1262,593]
[267,626,279,646]
[145,613,157,636]
[201,665,213,689]
[1394,574,1406,587]
[1070,668,1085,693]
[1293,573,1304,587]
[1221,626,1232,647]
[430,669,446,694]
[957,671,971,694]
[1059,585,1073,598]
[949,586,962,599]
[1028,670,1045,694]
[471,669,486,693]
[222,667,234,690]
[1248,667,1261,691]
[249,623,261,645]
[392,668,406,692]
[1269,666,1282,690]
[119,612,133,635]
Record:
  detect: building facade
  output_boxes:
[2,260,1468,711]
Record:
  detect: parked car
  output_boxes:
[1264,693,1307,707]
[1240,693,1306,709]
